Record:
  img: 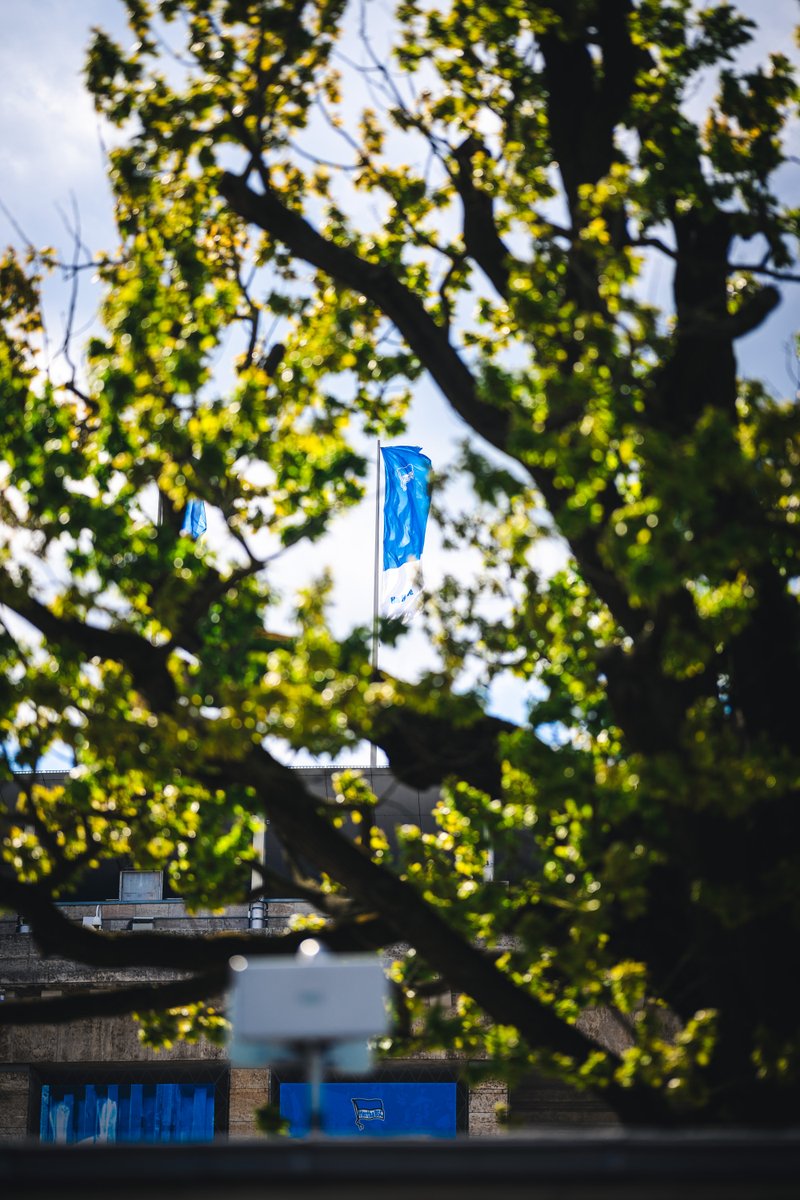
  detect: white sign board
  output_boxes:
[227,942,389,1068]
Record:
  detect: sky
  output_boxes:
[1,0,798,768]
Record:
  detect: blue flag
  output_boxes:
[380,445,432,623]
[180,498,207,540]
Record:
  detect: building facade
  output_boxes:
[1,767,618,1143]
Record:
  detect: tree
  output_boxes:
[1,0,799,1125]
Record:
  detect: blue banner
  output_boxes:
[381,446,431,571]
[280,1081,457,1137]
[40,1081,215,1144]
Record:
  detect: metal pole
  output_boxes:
[370,441,381,771]
[306,1043,324,1136]
[249,823,267,929]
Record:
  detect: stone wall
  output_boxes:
[508,1072,621,1128]
[0,1069,29,1140]
[228,1069,268,1138]
[467,1078,507,1136]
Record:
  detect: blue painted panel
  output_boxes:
[280,1081,457,1138]
[40,1082,215,1144]
[39,1085,50,1141]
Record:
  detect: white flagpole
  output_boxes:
[370,440,381,771]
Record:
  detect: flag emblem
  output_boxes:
[351,1096,385,1131]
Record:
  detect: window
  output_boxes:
[119,870,163,901]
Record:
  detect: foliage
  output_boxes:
[1,0,799,1125]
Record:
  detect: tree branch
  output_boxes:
[452,134,511,297]
[233,748,598,1056]
[218,169,510,454]
[0,872,394,974]
[0,970,226,1027]
[728,263,800,284]
[231,743,670,1122]
[0,576,177,711]
[679,285,781,341]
